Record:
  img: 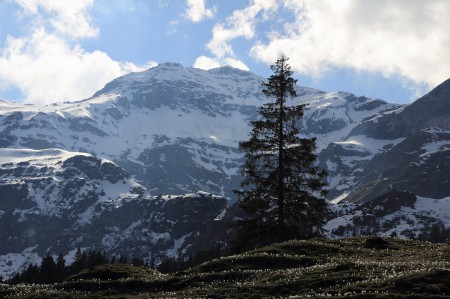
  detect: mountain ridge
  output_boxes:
[0,62,403,200]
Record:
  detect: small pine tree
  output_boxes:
[70,247,86,275]
[234,55,327,251]
[131,257,145,266]
[429,223,445,243]
[86,249,96,268]
[118,254,128,264]
[40,255,56,284]
[97,251,109,266]
[149,252,155,269]
[23,264,39,283]
[55,253,66,282]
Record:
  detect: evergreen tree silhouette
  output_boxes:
[234,55,327,251]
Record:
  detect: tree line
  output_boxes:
[7,244,225,284]
[8,248,145,285]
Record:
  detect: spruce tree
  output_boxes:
[40,255,56,283]
[55,253,66,282]
[234,55,327,251]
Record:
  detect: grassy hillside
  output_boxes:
[1,237,449,298]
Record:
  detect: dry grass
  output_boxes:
[1,237,449,298]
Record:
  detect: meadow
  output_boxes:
[1,236,449,298]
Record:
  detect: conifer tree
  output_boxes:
[70,247,85,274]
[55,253,66,282]
[234,55,327,251]
[118,254,128,264]
[40,255,56,283]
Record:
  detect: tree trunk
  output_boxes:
[278,77,285,241]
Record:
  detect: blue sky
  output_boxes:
[0,0,448,105]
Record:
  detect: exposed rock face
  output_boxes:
[345,130,450,203]
[325,190,450,241]
[349,78,450,139]
[342,79,450,203]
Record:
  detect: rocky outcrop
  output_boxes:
[325,190,450,242]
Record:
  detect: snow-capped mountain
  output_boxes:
[0,62,401,200]
[1,63,449,278]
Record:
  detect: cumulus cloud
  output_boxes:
[121,61,158,74]
[250,0,450,91]
[194,0,278,70]
[193,55,250,71]
[206,0,278,59]
[0,0,154,104]
[185,0,216,23]
[223,58,249,71]
[193,55,221,70]
[12,0,98,39]
[196,0,449,95]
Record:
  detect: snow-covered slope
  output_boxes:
[0,147,227,278]
[0,62,401,201]
[325,190,450,241]
[0,147,141,221]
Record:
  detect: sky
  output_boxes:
[0,0,449,105]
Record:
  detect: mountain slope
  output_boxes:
[325,190,450,240]
[0,63,401,200]
[343,78,450,203]
[0,147,227,279]
[349,78,450,139]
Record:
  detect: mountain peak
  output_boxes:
[404,76,450,123]
[155,62,185,69]
[208,65,252,76]
[424,77,450,99]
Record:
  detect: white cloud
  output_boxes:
[121,61,158,73]
[193,55,220,69]
[250,0,450,90]
[166,20,180,35]
[0,29,155,104]
[11,0,98,39]
[0,0,154,104]
[224,58,249,71]
[185,0,216,23]
[206,0,278,59]
[193,55,249,71]
[194,0,277,70]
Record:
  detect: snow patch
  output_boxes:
[0,247,41,280]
